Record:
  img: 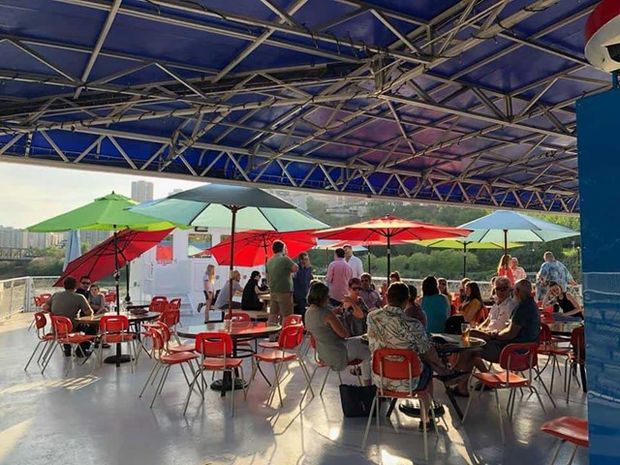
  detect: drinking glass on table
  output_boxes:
[461,323,471,344]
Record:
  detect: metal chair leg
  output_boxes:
[139,361,159,398]
[361,395,378,449]
[319,369,330,396]
[24,340,44,371]
[546,439,564,465]
[495,388,505,443]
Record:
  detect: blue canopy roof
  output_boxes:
[0,0,606,213]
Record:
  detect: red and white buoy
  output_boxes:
[585,0,620,72]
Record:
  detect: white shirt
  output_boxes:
[487,297,517,331]
[345,255,364,278]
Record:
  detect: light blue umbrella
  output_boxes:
[63,230,82,271]
[459,210,579,269]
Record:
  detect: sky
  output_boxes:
[0,163,203,228]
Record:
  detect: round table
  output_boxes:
[397,334,486,419]
[546,320,583,336]
[77,311,160,366]
[178,322,282,392]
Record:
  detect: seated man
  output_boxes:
[340,277,370,337]
[44,275,95,356]
[453,279,541,395]
[473,276,516,333]
[214,270,243,310]
[359,272,382,310]
[367,282,454,428]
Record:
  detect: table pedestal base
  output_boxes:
[103,354,132,364]
[210,378,248,392]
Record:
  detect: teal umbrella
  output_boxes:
[458,210,579,271]
[130,184,328,317]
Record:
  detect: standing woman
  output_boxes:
[497,254,515,285]
[202,264,216,323]
[421,276,450,333]
[459,281,483,324]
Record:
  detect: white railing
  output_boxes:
[0,276,59,319]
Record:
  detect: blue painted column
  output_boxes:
[577,87,620,465]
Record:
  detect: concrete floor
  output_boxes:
[0,313,588,465]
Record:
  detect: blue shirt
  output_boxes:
[421,294,450,333]
[293,265,313,301]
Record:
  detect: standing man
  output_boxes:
[266,240,298,324]
[326,247,353,306]
[343,244,364,278]
[292,252,313,319]
[536,251,575,300]
[76,275,91,299]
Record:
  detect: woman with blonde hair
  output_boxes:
[199,264,217,321]
[496,254,515,285]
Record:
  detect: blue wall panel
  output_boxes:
[577,88,620,465]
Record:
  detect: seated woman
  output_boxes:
[421,276,450,333]
[543,281,583,318]
[459,281,484,324]
[305,280,371,385]
[88,284,106,315]
[405,284,427,328]
[241,270,267,310]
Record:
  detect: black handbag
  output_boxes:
[339,384,376,417]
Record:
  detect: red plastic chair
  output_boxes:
[307,334,362,396]
[155,321,196,355]
[47,315,97,374]
[183,332,247,416]
[463,342,554,442]
[257,314,304,351]
[24,312,55,372]
[39,293,52,304]
[168,298,181,311]
[158,309,182,342]
[251,324,313,406]
[540,416,588,465]
[138,327,199,408]
[97,315,137,369]
[361,348,436,460]
[150,296,169,313]
[564,326,585,403]
[538,323,570,392]
[223,311,253,349]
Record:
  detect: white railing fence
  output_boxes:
[0,276,59,319]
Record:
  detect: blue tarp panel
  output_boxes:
[0,0,608,213]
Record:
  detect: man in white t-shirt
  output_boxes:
[343,244,364,279]
[473,276,517,333]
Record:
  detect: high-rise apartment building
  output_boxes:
[131,181,154,203]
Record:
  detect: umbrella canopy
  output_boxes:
[54,229,173,287]
[129,184,328,317]
[459,210,579,268]
[314,240,367,252]
[413,237,524,277]
[63,230,82,271]
[207,230,317,267]
[130,184,328,231]
[28,192,175,232]
[317,215,470,275]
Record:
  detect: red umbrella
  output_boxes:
[206,229,317,266]
[54,228,173,286]
[316,215,470,275]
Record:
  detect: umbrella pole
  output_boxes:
[228,206,239,321]
[463,243,467,278]
[503,229,508,270]
[125,262,131,304]
[367,245,370,272]
[113,227,122,367]
[386,234,391,278]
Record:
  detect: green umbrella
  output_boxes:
[28,192,176,367]
[28,192,174,232]
[412,238,524,278]
[130,184,328,318]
